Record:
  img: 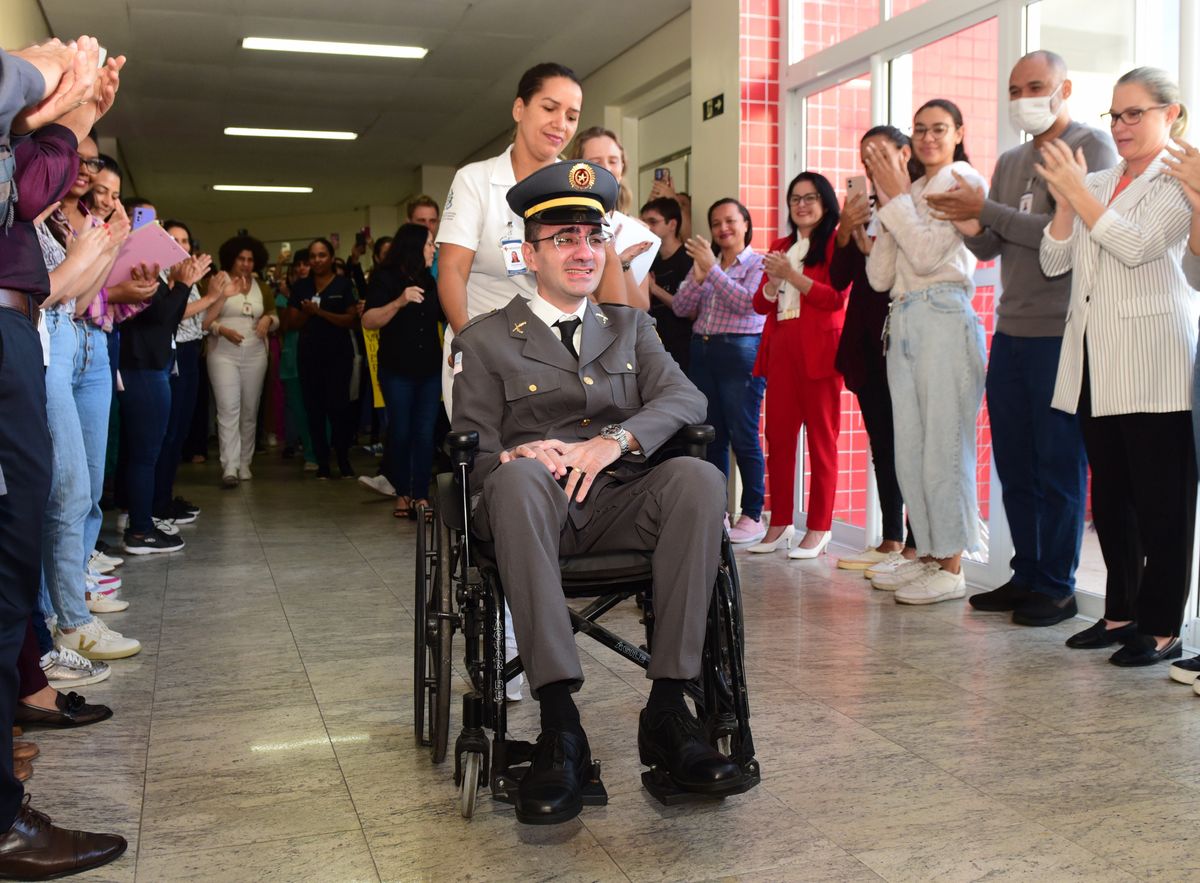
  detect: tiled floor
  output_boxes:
[34,453,1200,882]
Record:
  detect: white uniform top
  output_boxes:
[436,144,557,412]
[437,143,543,316]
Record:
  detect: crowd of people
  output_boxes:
[2,28,1200,875]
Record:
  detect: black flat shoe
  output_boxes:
[15,691,113,728]
[1109,635,1183,667]
[969,579,1035,612]
[1012,593,1078,627]
[515,729,590,825]
[1065,619,1137,649]
[638,707,743,795]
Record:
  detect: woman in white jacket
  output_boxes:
[1037,67,1197,667]
[864,98,988,606]
[205,235,278,487]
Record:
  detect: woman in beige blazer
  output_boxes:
[1037,67,1198,667]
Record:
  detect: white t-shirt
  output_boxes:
[437,143,541,318]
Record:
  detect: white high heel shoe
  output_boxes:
[788,531,831,559]
[746,525,795,553]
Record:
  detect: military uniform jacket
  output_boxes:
[451,296,708,526]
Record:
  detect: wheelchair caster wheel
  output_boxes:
[460,751,483,819]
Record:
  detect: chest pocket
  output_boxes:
[598,350,640,410]
[503,371,563,428]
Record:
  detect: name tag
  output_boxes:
[501,237,527,276]
[1019,191,1034,214]
[241,299,253,316]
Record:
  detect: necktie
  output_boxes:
[554,317,581,359]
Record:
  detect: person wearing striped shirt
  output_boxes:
[1037,67,1198,668]
[672,198,768,544]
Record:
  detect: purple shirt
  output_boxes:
[670,245,766,336]
[0,123,78,301]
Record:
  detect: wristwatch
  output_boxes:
[600,423,631,455]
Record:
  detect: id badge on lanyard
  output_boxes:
[501,222,527,276]
[1019,176,1035,215]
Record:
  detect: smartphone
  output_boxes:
[354,229,366,248]
[654,167,669,181]
[131,206,155,231]
[846,175,868,200]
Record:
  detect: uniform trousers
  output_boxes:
[207,337,268,477]
[763,322,842,531]
[0,307,52,829]
[1079,355,1197,637]
[299,351,354,474]
[153,338,201,513]
[473,457,726,697]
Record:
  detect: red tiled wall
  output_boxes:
[798,0,879,57]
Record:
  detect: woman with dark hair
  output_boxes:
[863,99,988,604]
[204,234,276,487]
[747,172,848,558]
[81,154,121,221]
[362,223,442,517]
[672,198,768,543]
[287,237,359,478]
[436,62,584,414]
[832,126,919,573]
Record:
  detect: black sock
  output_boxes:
[538,680,582,735]
[646,678,689,717]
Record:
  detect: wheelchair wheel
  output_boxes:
[413,501,437,748]
[429,519,455,763]
[459,750,483,819]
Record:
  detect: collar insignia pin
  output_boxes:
[512,321,527,334]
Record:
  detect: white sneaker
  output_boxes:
[871,559,933,591]
[86,569,121,593]
[153,517,180,536]
[895,566,967,605]
[92,549,124,569]
[86,589,129,614]
[837,548,892,571]
[88,551,115,575]
[40,648,111,689]
[865,551,910,580]
[55,618,142,660]
[303,462,319,472]
[357,474,397,497]
[239,465,253,481]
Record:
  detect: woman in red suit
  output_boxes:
[749,171,848,558]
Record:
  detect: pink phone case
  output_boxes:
[104,223,190,288]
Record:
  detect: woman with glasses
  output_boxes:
[1037,67,1197,667]
[672,198,768,544]
[362,224,443,518]
[747,173,847,558]
[863,99,988,605]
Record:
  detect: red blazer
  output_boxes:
[752,234,849,379]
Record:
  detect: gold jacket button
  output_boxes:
[580,418,591,427]
[528,384,538,392]
[583,377,594,385]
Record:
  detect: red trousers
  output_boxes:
[763,324,842,530]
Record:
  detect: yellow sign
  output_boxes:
[362,327,384,408]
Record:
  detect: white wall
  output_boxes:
[689,0,741,232]
[0,0,50,49]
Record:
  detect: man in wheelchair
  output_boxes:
[450,161,745,824]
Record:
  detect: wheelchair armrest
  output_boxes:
[649,424,714,464]
[444,431,480,468]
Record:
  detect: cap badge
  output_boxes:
[568,163,596,191]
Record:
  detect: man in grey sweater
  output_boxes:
[928,50,1117,627]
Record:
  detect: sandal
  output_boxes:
[393,496,412,518]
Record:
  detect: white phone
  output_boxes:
[846,175,868,201]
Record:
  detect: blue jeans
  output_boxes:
[987,333,1087,599]
[687,334,766,519]
[119,367,172,535]
[887,284,986,557]
[379,370,441,499]
[154,339,201,513]
[39,310,104,628]
[80,324,111,561]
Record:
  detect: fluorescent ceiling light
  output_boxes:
[225,126,357,141]
[213,184,313,194]
[242,36,427,59]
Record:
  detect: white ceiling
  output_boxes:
[39,0,689,222]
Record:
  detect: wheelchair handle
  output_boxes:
[444,431,480,468]
[681,424,715,459]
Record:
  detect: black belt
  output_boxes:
[0,288,35,321]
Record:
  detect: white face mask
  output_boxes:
[1009,84,1063,136]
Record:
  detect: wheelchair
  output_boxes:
[413,426,760,819]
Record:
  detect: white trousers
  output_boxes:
[207,338,268,475]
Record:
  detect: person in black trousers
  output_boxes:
[287,237,359,479]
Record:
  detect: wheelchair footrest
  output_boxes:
[640,763,761,806]
[490,742,608,808]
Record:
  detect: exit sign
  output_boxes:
[703,93,725,121]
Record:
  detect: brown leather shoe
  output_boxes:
[12,743,38,763]
[13,760,31,783]
[0,797,126,880]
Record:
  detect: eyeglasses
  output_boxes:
[529,231,612,253]
[787,193,821,207]
[912,123,954,140]
[78,156,103,174]
[1101,105,1170,127]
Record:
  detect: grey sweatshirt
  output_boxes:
[964,120,1118,337]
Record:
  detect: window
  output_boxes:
[791,0,879,62]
